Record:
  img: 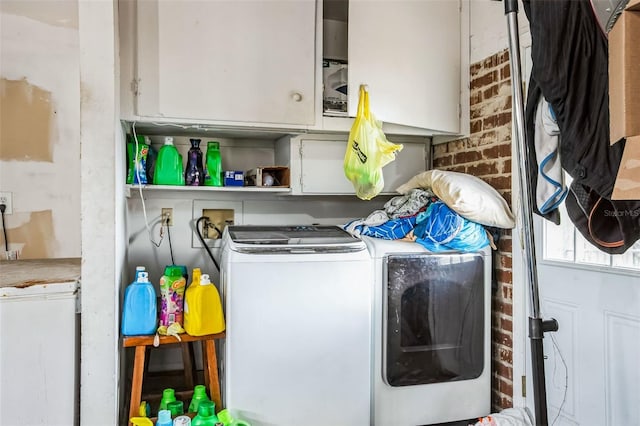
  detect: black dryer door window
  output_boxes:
[384,253,485,387]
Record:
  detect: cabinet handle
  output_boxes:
[291,92,303,102]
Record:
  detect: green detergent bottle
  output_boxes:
[159,388,176,411]
[188,384,210,413]
[154,137,184,185]
[203,141,222,187]
[191,401,218,426]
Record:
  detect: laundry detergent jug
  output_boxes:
[159,266,187,327]
[203,141,222,187]
[154,136,185,185]
[127,135,149,185]
[184,274,225,336]
[121,271,157,336]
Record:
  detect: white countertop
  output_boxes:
[0,258,81,289]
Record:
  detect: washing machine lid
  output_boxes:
[226,225,365,253]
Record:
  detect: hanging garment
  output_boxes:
[523,0,626,198]
[523,0,640,252]
[525,80,560,224]
[534,95,568,217]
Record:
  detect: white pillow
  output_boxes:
[396,169,516,229]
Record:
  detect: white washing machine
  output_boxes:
[220,225,373,426]
[363,236,492,426]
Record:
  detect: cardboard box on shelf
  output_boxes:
[612,135,640,200]
[609,0,640,144]
[245,167,290,187]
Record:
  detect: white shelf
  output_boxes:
[125,184,291,197]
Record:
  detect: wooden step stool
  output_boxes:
[123,332,225,423]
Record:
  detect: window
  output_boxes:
[543,202,640,270]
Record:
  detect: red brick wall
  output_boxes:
[432,49,514,411]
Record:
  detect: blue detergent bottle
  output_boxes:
[122,271,158,336]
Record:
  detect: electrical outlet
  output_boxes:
[161,208,173,226]
[0,191,13,214]
[202,209,234,239]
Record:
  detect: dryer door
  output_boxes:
[384,252,485,387]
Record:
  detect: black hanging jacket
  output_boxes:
[523,0,640,253]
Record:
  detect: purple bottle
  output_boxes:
[185,138,205,186]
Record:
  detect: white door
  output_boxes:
[348,0,461,132]
[524,209,640,426]
[135,0,316,126]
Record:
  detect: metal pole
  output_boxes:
[501,1,558,425]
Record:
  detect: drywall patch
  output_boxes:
[0,78,53,162]
[0,210,55,259]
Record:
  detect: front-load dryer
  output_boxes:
[363,236,492,426]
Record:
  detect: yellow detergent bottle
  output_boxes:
[184,273,225,336]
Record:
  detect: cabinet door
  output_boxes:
[300,139,354,194]
[348,0,461,133]
[299,139,426,194]
[136,1,316,126]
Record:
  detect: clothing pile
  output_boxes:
[344,169,516,253]
[344,188,491,252]
[524,0,640,254]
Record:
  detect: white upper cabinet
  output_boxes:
[135,0,316,126]
[125,0,466,135]
[345,0,462,133]
[276,135,429,195]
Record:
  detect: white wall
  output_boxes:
[126,192,387,284]
[470,0,530,63]
[0,0,80,259]
[79,0,123,424]
[1,2,124,424]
